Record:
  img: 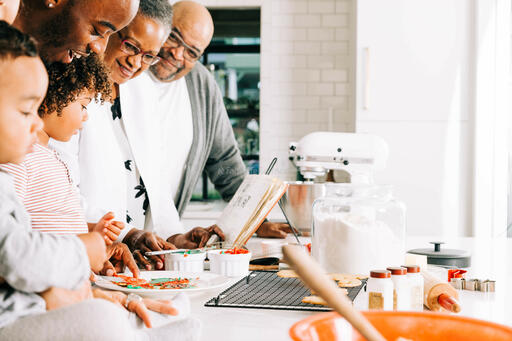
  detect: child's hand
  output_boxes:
[90,212,124,245]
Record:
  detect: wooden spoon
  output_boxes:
[282,244,387,341]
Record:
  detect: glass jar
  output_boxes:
[311,184,406,275]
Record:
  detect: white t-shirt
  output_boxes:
[151,74,193,205]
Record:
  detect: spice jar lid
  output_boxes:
[386,267,407,275]
[402,265,420,273]
[370,270,391,278]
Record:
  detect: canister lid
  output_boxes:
[386,267,407,275]
[407,242,471,268]
[370,270,391,278]
[402,265,420,273]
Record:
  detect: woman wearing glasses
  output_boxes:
[51,0,183,267]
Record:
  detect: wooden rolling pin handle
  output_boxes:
[282,245,386,341]
[438,293,461,313]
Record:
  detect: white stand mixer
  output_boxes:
[288,132,389,183]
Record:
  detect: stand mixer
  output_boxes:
[288,132,389,183]
[280,132,390,232]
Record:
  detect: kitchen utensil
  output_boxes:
[262,156,303,244]
[408,242,471,268]
[422,270,461,313]
[265,157,277,175]
[289,311,512,341]
[279,181,326,233]
[205,271,367,312]
[480,280,496,292]
[288,132,388,182]
[282,244,386,341]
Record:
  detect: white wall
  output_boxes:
[198,0,354,180]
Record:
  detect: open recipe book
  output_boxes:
[212,175,288,248]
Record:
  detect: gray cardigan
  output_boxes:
[175,63,247,216]
[0,170,90,328]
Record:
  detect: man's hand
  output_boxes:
[167,225,225,249]
[40,280,92,311]
[256,222,292,238]
[123,229,176,270]
[100,242,140,278]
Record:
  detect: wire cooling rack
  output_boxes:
[205,270,367,312]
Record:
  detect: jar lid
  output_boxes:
[407,242,471,268]
[370,270,391,278]
[402,265,420,273]
[386,267,407,275]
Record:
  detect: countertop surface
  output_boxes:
[185,236,512,341]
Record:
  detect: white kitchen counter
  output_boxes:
[187,236,512,341]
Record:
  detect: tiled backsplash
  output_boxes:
[198,0,354,180]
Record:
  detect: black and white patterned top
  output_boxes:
[110,97,149,227]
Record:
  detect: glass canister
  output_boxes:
[311,184,406,275]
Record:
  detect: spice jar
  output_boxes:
[387,267,411,311]
[403,265,423,311]
[367,270,394,310]
[311,184,406,274]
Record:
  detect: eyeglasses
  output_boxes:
[163,30,201,62]
[118,34,161,66]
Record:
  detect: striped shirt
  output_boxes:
[0,143,88,234]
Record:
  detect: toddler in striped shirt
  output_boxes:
[1,55,123,245]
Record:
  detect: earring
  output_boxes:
[48,3,55,8]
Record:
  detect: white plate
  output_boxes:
[95,271,230,297]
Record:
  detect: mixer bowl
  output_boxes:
[290,311,512,341]
[279,182,359,232]
[279,182,327,232]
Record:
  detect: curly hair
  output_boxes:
[39,54,112,116]
[0,20,38,61]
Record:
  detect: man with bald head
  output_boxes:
[120,1,291,267]
[13,0,139,63]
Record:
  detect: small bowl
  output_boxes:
[164,251,206,273]
[208,249,251,277]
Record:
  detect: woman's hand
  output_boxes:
[92,288,178,328]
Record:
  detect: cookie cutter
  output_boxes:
[465,279,481,291]
[450,277,465,290]
[479,280,496,292]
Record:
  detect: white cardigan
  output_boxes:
[51,72,183,239]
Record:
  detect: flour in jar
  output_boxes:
[312,212,404,274]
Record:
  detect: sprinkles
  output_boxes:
[220,247,249,255]
[112,274,197,290]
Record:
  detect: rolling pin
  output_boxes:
[422,270,461,313]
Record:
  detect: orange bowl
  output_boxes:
[290,311,512,341]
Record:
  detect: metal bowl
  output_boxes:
[279,182,330,232]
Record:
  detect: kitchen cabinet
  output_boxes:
[354,0,475,237]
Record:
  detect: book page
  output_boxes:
[215,175,283,245]
[232,180,288,247]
